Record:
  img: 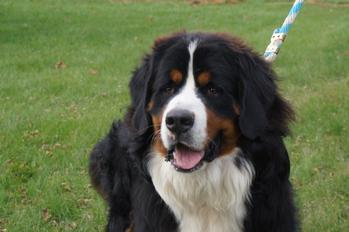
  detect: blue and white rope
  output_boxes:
[264,0,304,62]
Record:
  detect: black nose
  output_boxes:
[165,109,195,135]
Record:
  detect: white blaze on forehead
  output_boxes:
[160,40,207,151]
[186,40,198,90]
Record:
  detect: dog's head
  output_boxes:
[129,32,293,173]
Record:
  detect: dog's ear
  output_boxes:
[237,55,277,140]
[129,54,154,132]
[216,35,279,140]
[129,33,187,132]
[239,79,269,140]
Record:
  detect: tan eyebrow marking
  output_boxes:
[170,69,183,84]
[197,71,211,86]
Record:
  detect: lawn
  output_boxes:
[0,0,348,231]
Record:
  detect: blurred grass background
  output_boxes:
[0,0,348,231]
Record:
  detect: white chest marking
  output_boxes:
[148,149,254,232]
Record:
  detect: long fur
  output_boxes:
[89,32,298,232]
[148,149,254,232]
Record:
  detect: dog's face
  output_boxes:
[130,32,280,173]
[149,39,241,173]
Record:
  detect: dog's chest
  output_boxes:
[148,151,254,232]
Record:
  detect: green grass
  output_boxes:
[1,0,348,231]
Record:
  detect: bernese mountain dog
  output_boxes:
[89,32,298,232]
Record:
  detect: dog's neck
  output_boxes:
[147,148,254,232]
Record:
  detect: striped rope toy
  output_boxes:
[264,0,304,62]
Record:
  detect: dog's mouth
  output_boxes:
[165,133,222,173]
[170,143,205,173]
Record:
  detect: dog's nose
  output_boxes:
[165,109,194,135]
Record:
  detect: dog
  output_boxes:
[89,32,298,232]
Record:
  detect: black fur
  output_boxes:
[89,32,297,232]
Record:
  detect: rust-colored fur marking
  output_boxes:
[147,100,154,111]
[197,71,211,86]
[151,113,167,156]
[125,225,133,232]
[170,69,183,85]
[207,109,239,155]
[233,104,240,115]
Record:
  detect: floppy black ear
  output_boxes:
[129,54,154,131]
[128,32,185,132]
[239,83,268,140]
[238,57,277,140]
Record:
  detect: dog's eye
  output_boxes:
[165,87,175,95]
[207,87,218,96]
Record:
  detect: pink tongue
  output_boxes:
[174,146,204,170]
